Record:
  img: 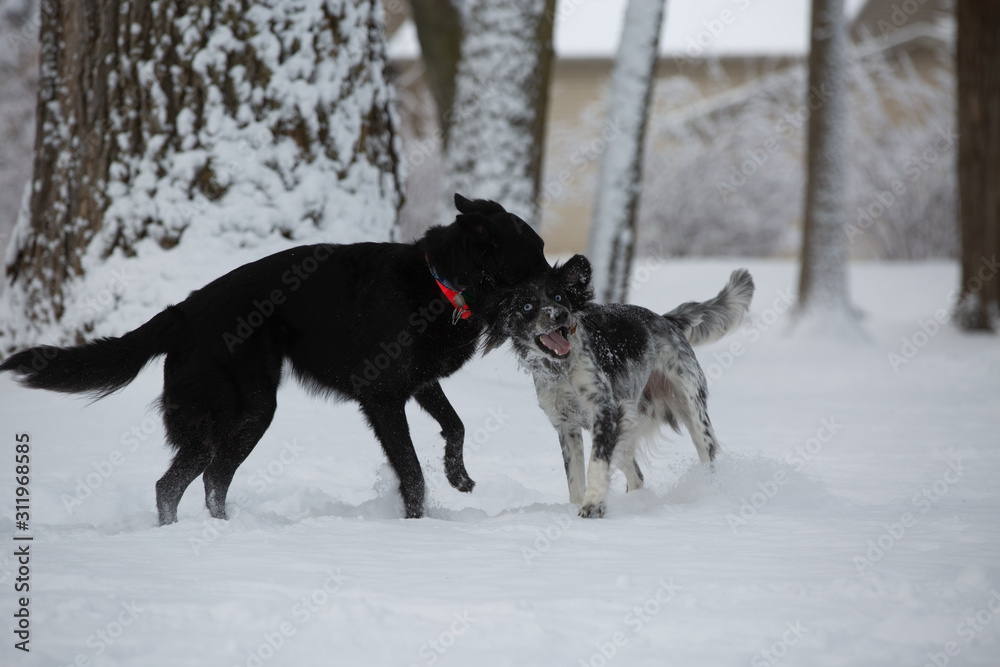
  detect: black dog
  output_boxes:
[482,255,753,517]
[0,195,548,524]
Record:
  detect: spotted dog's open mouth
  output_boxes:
[536,326,572,357]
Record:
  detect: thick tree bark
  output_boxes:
[586,0,665,304]
[796,0,853,318]
[442,0,556,227]
[8,0,101,328]
[955,0,1000,331]
[2,0,402,348]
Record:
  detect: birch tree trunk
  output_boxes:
[955,0,1000,331]
[1,0,402,350]
[796,0,855,321]
[442,0,556,228]
[586,0,665,304]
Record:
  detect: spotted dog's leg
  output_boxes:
[579,404,621,518]
[679,382,718,464]
[557,424,586,506]
[623,451,644,492]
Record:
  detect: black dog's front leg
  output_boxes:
[414,382,475,493]
[361,399,426,518]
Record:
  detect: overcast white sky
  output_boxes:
[389,0,871,60]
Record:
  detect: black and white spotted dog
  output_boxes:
[482,255,754,517]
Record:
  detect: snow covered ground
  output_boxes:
[1,258,998,667]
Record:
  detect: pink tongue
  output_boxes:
[540,330,571,355]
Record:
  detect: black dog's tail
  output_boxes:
[0,307,182,399]
[664,269,754,347]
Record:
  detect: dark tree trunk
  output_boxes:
[8,0,106,326]
[410,0,463,147]
[955,0,1000,331]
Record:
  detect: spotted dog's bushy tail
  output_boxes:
[664,269,754,347]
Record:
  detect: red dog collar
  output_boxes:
[426,255,472,323]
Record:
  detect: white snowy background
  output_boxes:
[2,258,998,666]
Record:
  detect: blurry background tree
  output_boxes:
[0,0,39,257]
[796,0,856,327]
[398,0,558,236]
[586,0,665,303]
[409,0,462,149]
[0,0,402,350]
[442,0,556,228]
[955,0,999,331]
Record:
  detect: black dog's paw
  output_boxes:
[579,502,605,519]
[445,460,476,493]
[449,472,476,494]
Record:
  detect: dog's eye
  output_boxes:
[523,303,533,312]
[554,294,563,303]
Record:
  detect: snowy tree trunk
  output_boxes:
[442,0,556,227]
[586,0,665,304]
[796,0,854,320]
[955,0,1000,331]
[1,0,402,350]
[0,0,40,255]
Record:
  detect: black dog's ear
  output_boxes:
[454,193,474,214]
[556,254,594,308]
[454,193,505,216]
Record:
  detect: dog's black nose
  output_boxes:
[544,306,569,327]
